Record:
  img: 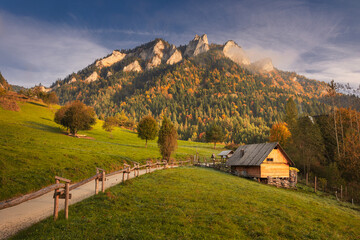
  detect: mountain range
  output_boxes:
[50,34,278,88]
[43,34,337,143]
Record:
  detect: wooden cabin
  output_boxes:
[226,142,294,179]
[217,150,234,161]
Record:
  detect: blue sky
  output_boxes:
[0,0,359,88]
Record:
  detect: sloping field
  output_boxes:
[0,101,219,200]
[12,167,360,240]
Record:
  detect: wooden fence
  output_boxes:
[0,159,192,220]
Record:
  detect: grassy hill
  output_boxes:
[12,167,360,240]
[0,100,219,201]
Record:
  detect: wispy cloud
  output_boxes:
[202,0,360,87]
[0,11,110,87]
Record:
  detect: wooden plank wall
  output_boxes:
[260,148,289,178]
[234,166,261,178]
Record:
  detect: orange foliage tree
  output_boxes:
[269,122,291,147]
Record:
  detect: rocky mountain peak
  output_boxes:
[223,40,251,66]
[184,34,209,57]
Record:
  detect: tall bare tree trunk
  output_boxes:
[333,107,340,157]
[339,110,345,156]
[356,112,360,143]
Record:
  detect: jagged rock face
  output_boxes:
[85,71,99,83]
[223,41,251,66]
[0,72,11,90]
[166,45,182,65]
[123,61,142,72]
[184,34,209,57]
[137,40,182,69]
[36,86,51,93]
[95,50,126,68]
[138,40,165,70]
[249,58,274,73]
[69,77,76,83]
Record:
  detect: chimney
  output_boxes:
[240,149,245,158]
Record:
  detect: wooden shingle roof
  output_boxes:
[227,142,294,166]
[218,150,233,156]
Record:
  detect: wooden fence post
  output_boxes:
[341,185,343,200]
[54,176,71,220]
[102,171,106,193]
[123,164,129,182]
[314,176,317,193]
[134,163,138,177]
[306,172,308,185]
[95,169,99,195]
[53,178,60,221]
[65,182,69,219]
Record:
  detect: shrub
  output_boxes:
[54,101,96,135]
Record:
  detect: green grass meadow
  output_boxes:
[12,167,360,240]
[0,101,220,201]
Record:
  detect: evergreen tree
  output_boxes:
[206,124,224,149]
[284,97,298,130]
[137,115,158,148]
[158,117,177,160]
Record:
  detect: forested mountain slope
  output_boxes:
[53,36,330,143]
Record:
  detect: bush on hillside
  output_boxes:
[54,101,96,135]
[0,97,20,111]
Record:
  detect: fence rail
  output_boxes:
[0,183,65,210]
[0,159,193,219]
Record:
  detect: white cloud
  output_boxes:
[0,11,110,87]
[191,0,359,87]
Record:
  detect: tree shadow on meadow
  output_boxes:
[92,139,145,149]
[24,121,62,133]
[28,101,47,108]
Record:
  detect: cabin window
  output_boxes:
[267,158,274,162]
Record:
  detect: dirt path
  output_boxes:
[0,166,169,239]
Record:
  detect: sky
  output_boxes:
[0,0,359,88]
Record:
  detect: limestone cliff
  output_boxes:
[95,50,126,68]
[223,41,251,66]
[123,61,142,72]
[85,71,99,83]
[166,45,182,65]
[184,34,209,57]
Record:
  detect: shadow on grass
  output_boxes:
[92,140,143,149]
[25,121,62,133]
[28,101,47,108]
[40,117,53,122]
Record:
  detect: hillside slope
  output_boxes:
[53,41,329,143]
[13,168,360,240]
[0,100,219,201]
[0,72,11,91]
